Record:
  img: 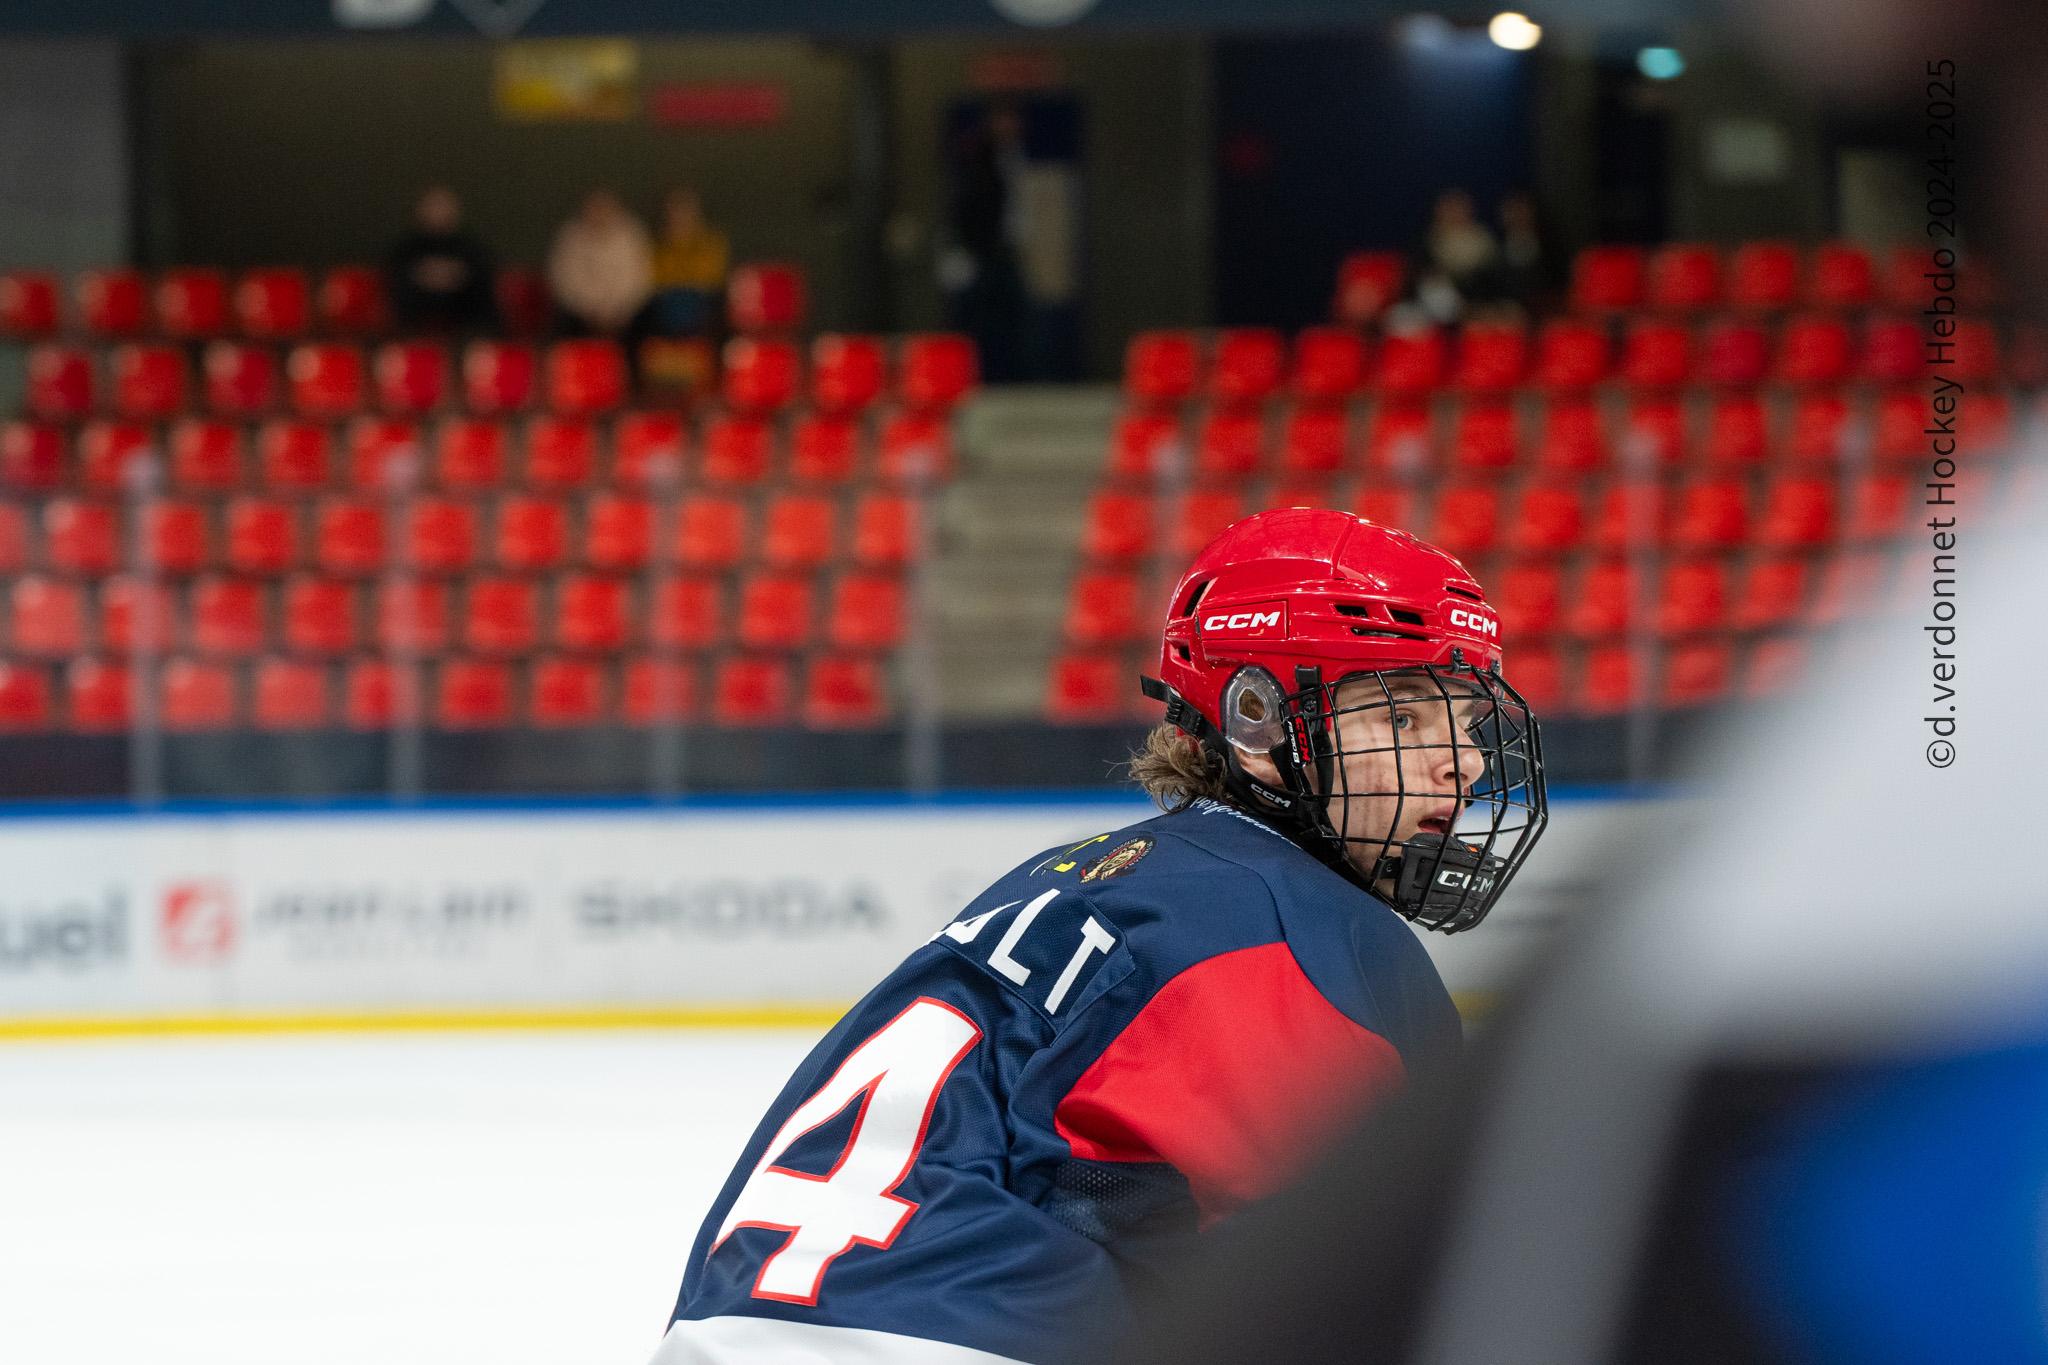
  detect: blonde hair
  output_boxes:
[1128,723,1229,812]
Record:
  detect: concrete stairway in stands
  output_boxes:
[926,385,1120,720]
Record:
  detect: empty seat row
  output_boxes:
[1,569,907,658]
[1566,241,2002,316]
[0,649,887,732]
[1105,388,2020,482]
[0,490,920,576]
[0,411,953,494]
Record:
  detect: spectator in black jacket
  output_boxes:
[386,186,497,334]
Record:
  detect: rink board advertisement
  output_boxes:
[0,794,1661,1027]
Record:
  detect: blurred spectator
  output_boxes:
[646,187,730,340]
[941,103,1028,383]
[547,189,655,337]
[1489,190,1562,316]
[385,186,497,334]
[1409,189,1500,324]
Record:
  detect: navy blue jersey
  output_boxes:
[652,798,1461,1365]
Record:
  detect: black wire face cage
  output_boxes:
[1241,655,1549,934]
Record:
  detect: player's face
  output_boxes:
[1322,674,1493,891]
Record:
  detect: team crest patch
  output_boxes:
[1079,837,1153,883]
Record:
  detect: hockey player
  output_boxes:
[651,508,1549,1364]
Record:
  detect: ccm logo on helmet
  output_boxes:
[1448,608,1499,638]
[1202,610,1282,632]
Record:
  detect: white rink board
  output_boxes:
[0,794,1663,1019]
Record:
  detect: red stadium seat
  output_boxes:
[810,334,889,412]
[1587,481,1669,552]
[168,420,243,493]
[77,269,149,338]
[876,411,953,483]
[698,414,773,486]
[43,499,120,575]
[1730,556,1812,631]
[257,421,332,492]
[92,577,173,656]
[141,500,210,576]
[1,422,66,493]
[1277,406,1348,477]
[1727,241,1800,312]
[236,269,312,338]
[622,658,699,724]
[1045,652,1128,722]
[160,658,238,731]
[1807,242,1874,309]
[287,344,365,418]
[0,663,52,731]
[1490,561,1564,642]
[529,656,608,727]
[613,411,688,486]
[673,496,748,571]
[1580,643,1641,714]
[825,572,906,650]
[1174,489,1244,558]
[526,418,598,488]
[1872,387,1926,463]
[224,497,300,576]
[545,341,627,415]
[1507,484,1585,555]
[1532,398,1607,473]
[1776,314,1855,386]
[735,573,815,650]
[201,341,279,418]
[1786,391,1853,464]
[1446,401,1518,472]
[1619,320,1693,387]
[462,577,539,654]
[1569,245,1645,312]
[463,341,537,415]
[1125,331,1202,406]
[1698,318,1770,387]
[1451,323,1527,391]
[1194,409,1266,479]
[1291,327,1368,402]
[1065,568,1144,647]
[1566,559,1637,638]
[1646,243,1722,312]
[157,269,231,341]
[78,421,154,494]
[761,493,838,570]
[9,577,87,657]
[398,497,478,575]
[582,494,653,571]
[431,418,506,490]
[318,266,388,335]
[788,413,863,485]
[554,574,632,653]
[1082,490,1153,562]
[1334,251,1405,324]
[1352,485,1416,531]
[650,575,723,648]
[712,656,794,726]
[252,658,332,729]
[66,658,133,731]
[0,271,60,339]
[27,344,95,421]
[1757,476,1837,549]
[1362,400,1434,477]
[0,503,28,575]
[727,263,807,334]
[373,341,450,415]
[280,577,357,655]
[342,659,422,729]
[494,267,552,337]
[190,577,268,656]
[1743,635,1811,700]
[345,417,424,492]
[803,655,887,728]
[1209,329,1286,406]
[1861,318,1924,385]
[1654,558,1728,636]
[1424,485,1501,557]
[1374,328,1446,394]
[312,498,386,576]
[372,580,451,655]
[1879,246,1932,310]
[1847,471,1913,542]
[1669,477,1750,551]
[1701,394,1770,468]
[898,334,979,411]
[1530,319,1610,388]
[1950,318,2000,385]
[1661,639,1734,707]
[1805,550,1888,626]
[435,658,515,728]
[109,344,188,422]
[493,495,568,572]
[850,492,917,568]
[722,336,802,412]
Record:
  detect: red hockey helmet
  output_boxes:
[1141,508,1547,932]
